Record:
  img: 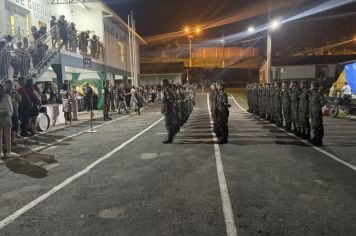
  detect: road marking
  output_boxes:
[0,117,164,230]
[230,95,356,173]
[207,94,238,236]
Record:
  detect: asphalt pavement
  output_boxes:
[0,93,355,236]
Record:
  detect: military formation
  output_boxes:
[247,80,325,146]
[210,81,231,144]
[161,79,195,144]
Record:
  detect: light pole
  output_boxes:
[185,27,201,67]
[248,19,280,83]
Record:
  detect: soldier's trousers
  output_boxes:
[299,113,311,136]
[311,110,324,144]
[291,109,299,131]
[282,107,292,128]
[274,108,283,125]
[165,112,174,140]
[217,111,229,141]
[103,100,110,117]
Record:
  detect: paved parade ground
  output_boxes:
[0,93,356,236]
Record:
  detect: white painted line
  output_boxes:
[207,93,238,236]
[230,95,356,173]
[0,116,164,230]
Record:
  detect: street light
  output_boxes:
[266,19,281,83]
[184,26,201,67]
[248,26,255,32]
[270,19,280,30]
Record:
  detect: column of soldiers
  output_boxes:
[161,79,195,144]
[210,81,230,144]
[247,80,325,146]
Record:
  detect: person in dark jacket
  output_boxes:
[26,79,42,135]
[216,82,230,144]
[16,77,32,137]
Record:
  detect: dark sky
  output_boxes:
[104,0,356,38]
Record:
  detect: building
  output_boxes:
[259,55,356,88]
[0,0,145,89]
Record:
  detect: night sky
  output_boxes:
[104,0,356,38]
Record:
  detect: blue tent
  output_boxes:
[345,62,356,95]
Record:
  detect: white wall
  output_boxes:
[280,65,316,79]
[5,0,104,39]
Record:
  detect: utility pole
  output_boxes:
[222,33,225,68]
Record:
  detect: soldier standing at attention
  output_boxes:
[216,82,230,144]
[290,81,300,135]
[298,80,311,140]
[209,83,218,135]
[269,83,275,123]
[309,81,325,146]
[281,81,292,131]
[265,83,271,120]
[161,79,175,144]
[273,81,283,127]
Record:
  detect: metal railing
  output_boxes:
[1,24,104,82]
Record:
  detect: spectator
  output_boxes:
[58,15,68,49]
[29,26,38,46]
[5,80,20,145]
[341,82,352,99]
[25,79,42,135]
[84,83,94,111]
[68,22,78,52]
[31,32,44,68]
[117,85,128,114]
[38,26,47,37]
[0,84,18,158]
[129,86,138,113]
[60,83,73,125]
[0,40,8,81]
[11,41,25,79]
[16,77,32,137]
[50,16,58,48]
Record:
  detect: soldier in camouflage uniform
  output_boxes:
[281,81,292,131]
[161,79,175,143]
[309,81,325,146]
[298,80,311,140]
[253,84,260,115]
[216,82,230,144]
[265,83,271,120]
[273,81,283,127]
[246,84,252,113]
[268,83,275,123]
[289,80,300,135]
[210,83,219,135]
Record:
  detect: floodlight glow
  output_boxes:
[270,19,280,30]
[248,26,255,32]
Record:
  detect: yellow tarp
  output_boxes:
[334,69,346,90]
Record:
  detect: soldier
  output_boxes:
[273,81,283,127]
[210,83,219,135]
[216,82,230,144]
[281,81,292,131]
[268,83,275,123]
[309,81,325,146]
[103,80,112,120]
[290,80,300,135]
[246,83,252,113]
[161,79,175,144]
[265,83,271,120]
[298,80,311,140]
[251,84,258,115]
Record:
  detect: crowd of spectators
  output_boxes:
[0,14,103,82]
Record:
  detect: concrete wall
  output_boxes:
[140,74,182,86]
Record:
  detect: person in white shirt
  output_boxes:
[0,84,18,158]
[341,82,352,99]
